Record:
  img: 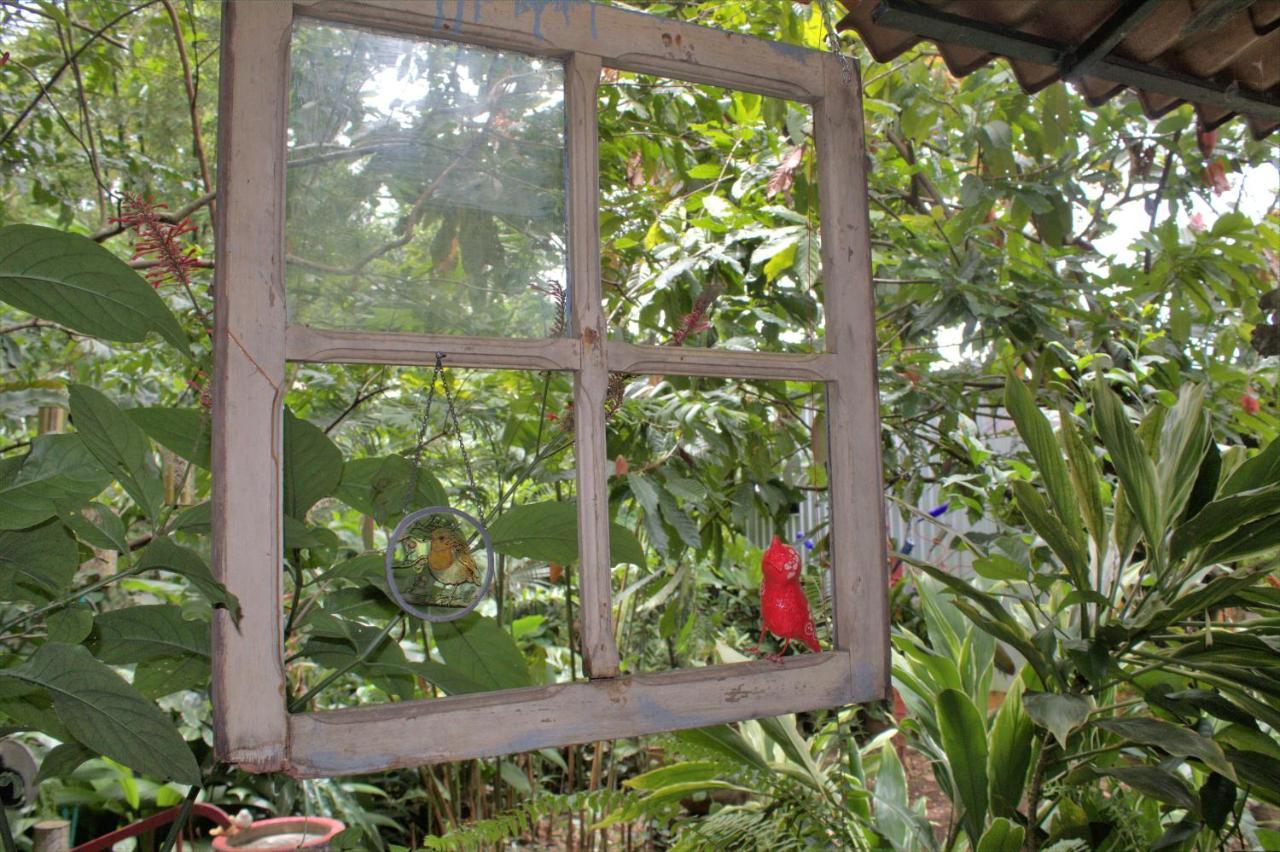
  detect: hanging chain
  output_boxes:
[817,0,855,86]
[403,352,482,516]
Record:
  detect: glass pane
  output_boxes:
[600,71,823,353]
[282,365,581,709]
[286,22,567,338]
[607,375,831,674]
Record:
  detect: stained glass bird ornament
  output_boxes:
[748,536,820,661]
[401,514,479,604]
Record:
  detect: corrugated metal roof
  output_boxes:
[837,0,1280,139]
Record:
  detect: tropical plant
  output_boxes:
[901,374,1280,850]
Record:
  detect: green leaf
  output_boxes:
[170,501,211,535]
[92,605,210,663]
[283,408,343,519]
[68,384,164,520]
[1203,514,1280,563]
[988,677,1034,818]
[431,613,531,692]
[1023,692,1091,747]
[977,817,1025,852]
[46,604,93,644]
[0,643,199,785]
[1199,773,1235,831]
[1094,716,1235,779]
[1092,381,1162,556]
[133,656,211,699]
[335,455,446,526]
[937,688,989,843]
[0,521,78,603]
[972,555,1026,582]
[0,434,112,529]
[0,225,190,354]
[35,742,96,786]
[487,500,645,567]
[624,760,722,791]
[1220,436,1280,497]
[137,536,241,623]
[675,725,768,773]
[1170,484,1280,563]
[1059,404,1107,553]
[126,407,211,470]
[1157,384,1210,524]
[54,500,128,553]
[1011,481,1087,583]
[1100,765,1199,814]
[1005,376,1082,538]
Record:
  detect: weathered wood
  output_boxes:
[566,51,620,679]
[287,325,580,371]
[288,651,868,776]
[32,820,70,852]
[813,55,890,700]
[608,341,835,381]
[212,0,291,772]
[296,0,824,102]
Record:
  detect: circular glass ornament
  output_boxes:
[384,506,494,622]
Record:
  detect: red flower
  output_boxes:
[1241,394,1260,415]
[111,194,201,289]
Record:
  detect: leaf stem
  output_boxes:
[288,616,401,712]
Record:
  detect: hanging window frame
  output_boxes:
[213,0,888,777]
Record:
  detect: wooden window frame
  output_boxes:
[213,0,888,777]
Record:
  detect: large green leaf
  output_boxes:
[54,500,129,554]
[283,408,343,519]
[1023,691,1091,748]
[0,434,112,529]
[125,407,211,470]
[1171,484,1280,563]
[1220,436,1280,497]
[1011,481,1088,584]
[137,536,240,623]
[675,725,769,773]
[488,500,646,567]
[1094,716,1235,779]
[431,613,531,692]
[988,677,1034,818]
[1157,384,1210,524]
[937,688,989,843]
[92,605,210,663]
[1005,376,1082,538]
[1203,514,1280,564]
[0,225,190,354]
[977,818,1025,852]
[1100,765,1199,814]
[1092,381,1163,556]
[0,521,78,603]
[0,643,199,785]
[335,455,446,525]
[1059,404,1107,552]
[68,384,164,520]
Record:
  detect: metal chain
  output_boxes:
[402,352,482,516]
[403,353,445,514]
[817,0,856,86]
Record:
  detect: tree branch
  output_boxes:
[0,0,162,149]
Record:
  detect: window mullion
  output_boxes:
[814,57,890,699]
[212,0,292,771]
[566,51,621,679]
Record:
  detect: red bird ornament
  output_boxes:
[748,536,820,661]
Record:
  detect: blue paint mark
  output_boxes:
[433,0,445,30]
[454,0,465,28]
[513,0,595,42]
[473,0,482,23]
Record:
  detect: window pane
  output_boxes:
[600,71,823,353]
[286,22,567,338]
[606,375,831,674]
[282,365,581,709]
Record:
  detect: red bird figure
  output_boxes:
[748,536,820,661]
